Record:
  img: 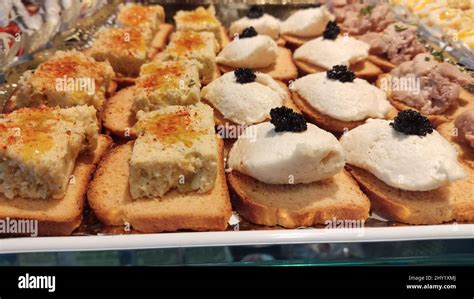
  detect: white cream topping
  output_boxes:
[340,119,466,191]
[202,72,288,125]
[216,35,278,68]
[228,122,345,184]
[293,36,370,70]
[229,14,281,40]
[281,6,335,37]
[292,73,392,122]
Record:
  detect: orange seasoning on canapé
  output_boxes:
[179,9,218,25]
[0,108,58,161]
[120,6,150,27]
[168,32,205,55]
[137,64,184,90]
[138,109,204,148]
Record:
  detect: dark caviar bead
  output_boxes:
[326,65,356,83]
[240,26,258,38]
[270,107,307,132]
[390,110,434,136]
[323,21,340,40]
[247,6,264,19]
[234,68,256,84]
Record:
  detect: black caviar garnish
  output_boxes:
[234,68,256,84]
[327,65,356,83]
[390,110,433,136]
[270,107,307,132]
[323,21,340,40]
[247,5,264,19]
[240,27,258,38]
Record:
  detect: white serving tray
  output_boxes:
[1,224,474,254]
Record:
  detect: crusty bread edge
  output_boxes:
[291,91,366,133]
[227,170,370,228]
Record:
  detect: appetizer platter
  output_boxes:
[1,0,474,253]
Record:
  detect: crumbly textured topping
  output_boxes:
[326,65,356,83]
[240,26,258,38]
[247,6,264,19]
[234,68,256,84]
[390,110,434,136]
[323,21,340,40]
[270,107,307,132]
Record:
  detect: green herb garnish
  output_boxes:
[359,5,375,16]
[431,50,445,62]
[424,56,430,61]
[394,25,408,32]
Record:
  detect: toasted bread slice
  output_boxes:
[113,75,136,90]
[202,65,222,86]
[291,90,398,134]
[149,23,174,55]
[294,59,382,81]
[367,55,396,72]
[376,74,474,127]
[227,170,370,228]
[218,47,298,82]
[101,86,138,139]
[0,135,112,236]
[276,37,287,47]
[281,34,313,49]
[87,137,232,233]
[347,164,474,224]
[437,122,474,170]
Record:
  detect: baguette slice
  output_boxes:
[291,90,398,134]
[437,122,474,170]
[347,164,474,224]
[376,74,474,127]
[218,47,298,82]
[227,170,370,228]
[0,135,112,236]
[87,137,232,233]
[294,59,382,81]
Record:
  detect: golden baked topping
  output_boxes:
[0,108,61,160]
[119,5,153,27]
[178,8,218,25]
[137,109,204,147]
[167,32,205,55]
[137,63,185,90]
